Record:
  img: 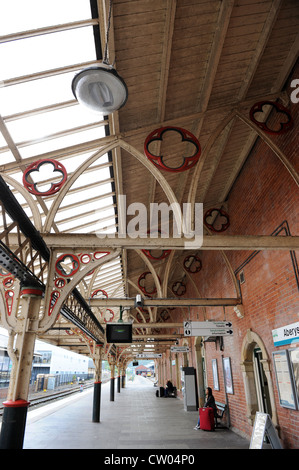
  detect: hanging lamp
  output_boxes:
[72,0,128,115]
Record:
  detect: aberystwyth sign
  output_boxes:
[272,321,299,347]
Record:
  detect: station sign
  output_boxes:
[136,353,162,358]
[272,321,299,347]
[183,320,233,337]
[170,346,190,353]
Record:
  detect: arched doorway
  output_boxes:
[241,329,278,426]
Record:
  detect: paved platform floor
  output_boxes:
[21,375,250,450]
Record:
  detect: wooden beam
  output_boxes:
[90,298,241,308]
[132,323,182,329]
[132,334,182,340]
[196,0,235,113]
[28,233,299,251]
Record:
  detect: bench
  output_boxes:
[215,401,227,427]
[156,386,177,397]
[165,386,177,398]
[168,387,177,398]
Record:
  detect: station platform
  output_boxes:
[19,375,250,451]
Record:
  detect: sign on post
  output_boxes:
[136,353,162,358]
[183,321,233,337]
[170,346,190,353]
[250,412,282,449]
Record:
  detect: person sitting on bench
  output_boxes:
[194,387,217,429]
[165,380,174,397]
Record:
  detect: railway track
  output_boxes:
[0,380,109,418]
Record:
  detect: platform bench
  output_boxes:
[215,401,227,427]
[168,387,177,398]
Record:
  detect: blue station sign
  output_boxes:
[272,321,299,347]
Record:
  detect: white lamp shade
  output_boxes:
[72,66,128,115]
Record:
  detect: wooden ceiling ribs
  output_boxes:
[189,0,284,209]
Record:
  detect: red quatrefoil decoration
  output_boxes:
[103,308,114,323]
[55,254,80,278]
[249,101,293,135]
[183,255,202,273]
[204,208,230,233]
[138,271,161,295]
[91,289,108,299]
[23,159,67,196]
[144,126,201,173]
[172,281,186,297]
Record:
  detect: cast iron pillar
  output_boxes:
[92,382,102,422]
[92,348,103,423]
[110,377,115,401]
[110,361,115,401]
[0,289,43,449]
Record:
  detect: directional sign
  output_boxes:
[170,346,190,353]
[183,321,233,337]
[136,353,162,358]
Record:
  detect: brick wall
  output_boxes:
[165,60,299,448]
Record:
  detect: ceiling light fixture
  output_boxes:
[72,0,128,115]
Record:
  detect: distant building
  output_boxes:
[0,331,93,391]
[135,365,152,377]
[32,339,90,381]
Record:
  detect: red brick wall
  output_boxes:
[165,61,299,448]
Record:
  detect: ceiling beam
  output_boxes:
[22,233,299,251]
[90,298,240,308]
[132,334,182,340]
[196,0,235,113]
[196,0,284,206]
[236,0,283,100]
[132,323,182,329]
